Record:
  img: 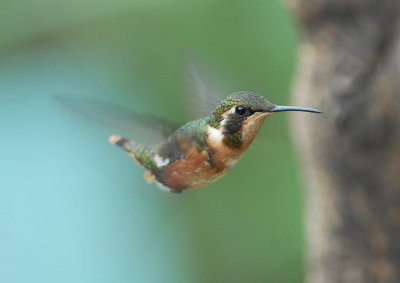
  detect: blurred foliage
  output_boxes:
[0,1,303,282]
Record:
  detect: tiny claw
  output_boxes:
[144,171,155,184]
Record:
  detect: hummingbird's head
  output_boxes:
[208,91,321,149]
[208,92,274,148]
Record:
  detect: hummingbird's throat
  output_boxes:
[240,112,270,144]
[218,111,270,149]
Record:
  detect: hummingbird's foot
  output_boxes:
[144,171,155,184]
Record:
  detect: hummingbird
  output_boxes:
[109,91,321,193]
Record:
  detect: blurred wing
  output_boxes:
[54,95,181,143]
[182,51,231,119]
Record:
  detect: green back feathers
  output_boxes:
[177,117,210,152]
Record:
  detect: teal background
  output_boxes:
[0,1,303,282]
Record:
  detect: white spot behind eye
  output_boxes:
[220,107,237,128]
[207,125,224,143]
[229,107,236,114]
[154,154,169,167]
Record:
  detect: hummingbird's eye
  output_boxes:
[235,106,246,116]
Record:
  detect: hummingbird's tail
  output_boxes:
[109,135,129,147]
[109,135,157,175]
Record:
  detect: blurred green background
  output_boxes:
[0,1,303,282]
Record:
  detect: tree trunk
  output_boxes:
[287,1,400,282]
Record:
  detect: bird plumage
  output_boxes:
[110,92,279,193]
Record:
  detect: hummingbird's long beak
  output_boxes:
[268,105,322,114]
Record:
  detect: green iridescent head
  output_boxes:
[208,91,321,148]
[209,91,322,128]
[209,92,274,127]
